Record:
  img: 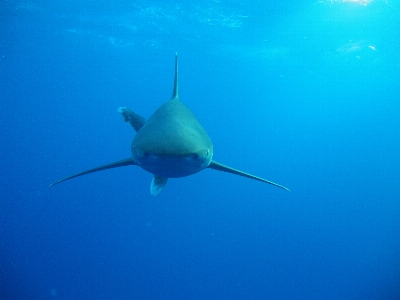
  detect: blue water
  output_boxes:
[1,0,400,299]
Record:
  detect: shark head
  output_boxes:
[131,98,214,178]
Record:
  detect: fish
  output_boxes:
[50,54,289,196]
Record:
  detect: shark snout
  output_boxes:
[132,145,213,178]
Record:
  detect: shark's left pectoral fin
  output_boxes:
[49,157,136,187]
[151,175,168,196]
[208,160,290,191]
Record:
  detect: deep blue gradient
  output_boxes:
[1,1,400,299]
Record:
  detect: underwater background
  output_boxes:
[1,0,400,299]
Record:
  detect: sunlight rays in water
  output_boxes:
[340,0,373,5]
[321,0,390,5]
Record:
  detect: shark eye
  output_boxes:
[134,147,149,157]
[205,150,209,157]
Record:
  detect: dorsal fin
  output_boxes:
[171,52,179,99]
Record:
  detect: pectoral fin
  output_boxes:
[151,175,168,196]
[49,157,136,187]
[208,160,290,191]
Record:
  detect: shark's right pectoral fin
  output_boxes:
[151,175,168,196]
[208,160,290,191]
[49,157,136,187]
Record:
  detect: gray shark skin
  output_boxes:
[50,54,289,196]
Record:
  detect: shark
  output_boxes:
[50,54,289,196]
